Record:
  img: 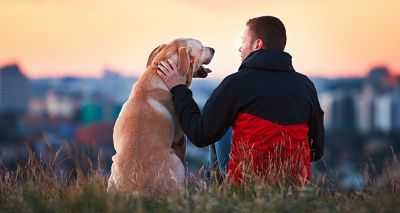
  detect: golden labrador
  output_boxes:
[107,38,214,194]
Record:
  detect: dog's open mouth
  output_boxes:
[193,66,212,78]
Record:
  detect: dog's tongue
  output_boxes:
[195,66,212,78]
[201,66,212,74]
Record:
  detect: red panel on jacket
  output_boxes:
[228,112,311,185]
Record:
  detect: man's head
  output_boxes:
[239,16,287,61]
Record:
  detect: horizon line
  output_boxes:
[1,61,398,81]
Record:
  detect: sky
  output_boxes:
[1,0,400,79]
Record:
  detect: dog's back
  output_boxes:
[108,70,185,194]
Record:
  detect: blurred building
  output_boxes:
[0,64,29,112]
[366,66,399,134]
[75,122,114,145]
[319,92,334,131]
[320,66,400,135]
[46,90,81,119]
[329,91,356,132]
[373,94,393,133]
[367,66,391,93]
[80,94,119,124]
[354,85,374,134]
[394,87,400,132]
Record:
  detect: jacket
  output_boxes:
[171,49,324,183]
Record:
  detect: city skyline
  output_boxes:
[1,0,400,79]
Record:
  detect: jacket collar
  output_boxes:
[239,49,295,72]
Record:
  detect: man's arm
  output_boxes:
[307,83,325,161]
[171,76,238,147]
[157,59,239,147]
[309,107,324,161]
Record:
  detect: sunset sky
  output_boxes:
[1,0,399,79]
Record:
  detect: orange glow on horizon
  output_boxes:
[1,0,400,79]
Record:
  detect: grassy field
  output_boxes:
[0,147,399,213]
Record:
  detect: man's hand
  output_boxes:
[156,59,187,90]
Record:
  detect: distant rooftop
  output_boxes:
[0,64,27,78]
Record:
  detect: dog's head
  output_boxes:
[146,38,215,86]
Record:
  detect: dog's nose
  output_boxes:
[209,47,215,54]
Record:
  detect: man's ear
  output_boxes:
[254,39,265,50]
[177,47,190,76]
[146,44,166,67]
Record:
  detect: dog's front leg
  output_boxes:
[172,135,186,164]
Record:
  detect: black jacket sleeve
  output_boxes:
[170,76,238,147]
[307,82,325,161]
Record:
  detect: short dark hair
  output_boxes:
[246,16,287,51]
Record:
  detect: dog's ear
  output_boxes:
[146,44,166,67]
[177,47,190,76]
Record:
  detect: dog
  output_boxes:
[107,38,214,195]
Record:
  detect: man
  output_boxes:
[157,16,324,185]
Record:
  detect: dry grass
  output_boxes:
[0,144,399,213]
